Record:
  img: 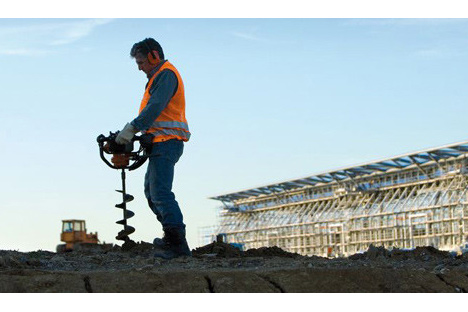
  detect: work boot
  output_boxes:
[154,227,192,259]
[153,231,168,249]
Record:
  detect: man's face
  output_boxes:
[135,54,154,75]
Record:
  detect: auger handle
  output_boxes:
[96,132,152,171]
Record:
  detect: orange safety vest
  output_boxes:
[138,61,190,143]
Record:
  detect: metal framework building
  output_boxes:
[205,141,468,257]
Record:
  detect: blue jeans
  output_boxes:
[144,139,185,231]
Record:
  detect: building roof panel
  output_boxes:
[210,140,468,203]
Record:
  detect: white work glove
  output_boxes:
[115,123,139,145]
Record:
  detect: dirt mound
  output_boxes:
[349,244,454,261]
[389,246,452,261]
[244,246,301,258]
[109,241,154,257]
[192,242,302,258]
[192,241,243,258]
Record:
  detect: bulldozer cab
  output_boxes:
[60,219,90,248]
[62,220,86,233]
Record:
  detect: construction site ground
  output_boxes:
[1,242,468,293]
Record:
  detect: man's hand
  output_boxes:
[115,123,138,145]
[111,154,130,168]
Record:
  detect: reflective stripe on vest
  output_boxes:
[150,128,191,141]
[151,120,190,131]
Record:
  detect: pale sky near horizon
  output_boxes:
[2,18,468,252]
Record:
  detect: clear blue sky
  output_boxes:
[2,18,468,252]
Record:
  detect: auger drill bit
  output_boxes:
[115,169,137,251]
[97,132,152,252]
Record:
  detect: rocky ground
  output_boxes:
[1,242,468,293]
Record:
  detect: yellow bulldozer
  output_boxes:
[56,219,112,252]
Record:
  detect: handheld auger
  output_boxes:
[96,131,153,250]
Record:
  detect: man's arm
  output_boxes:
[131,70,178,131]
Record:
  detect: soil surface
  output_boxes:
[1,242,468,293]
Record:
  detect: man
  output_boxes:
[114,38,191,259]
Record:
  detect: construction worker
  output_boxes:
[114,37,191,259]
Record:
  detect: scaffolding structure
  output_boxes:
[207,141,468,257]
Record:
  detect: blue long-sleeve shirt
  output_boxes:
[131,60,178,131]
